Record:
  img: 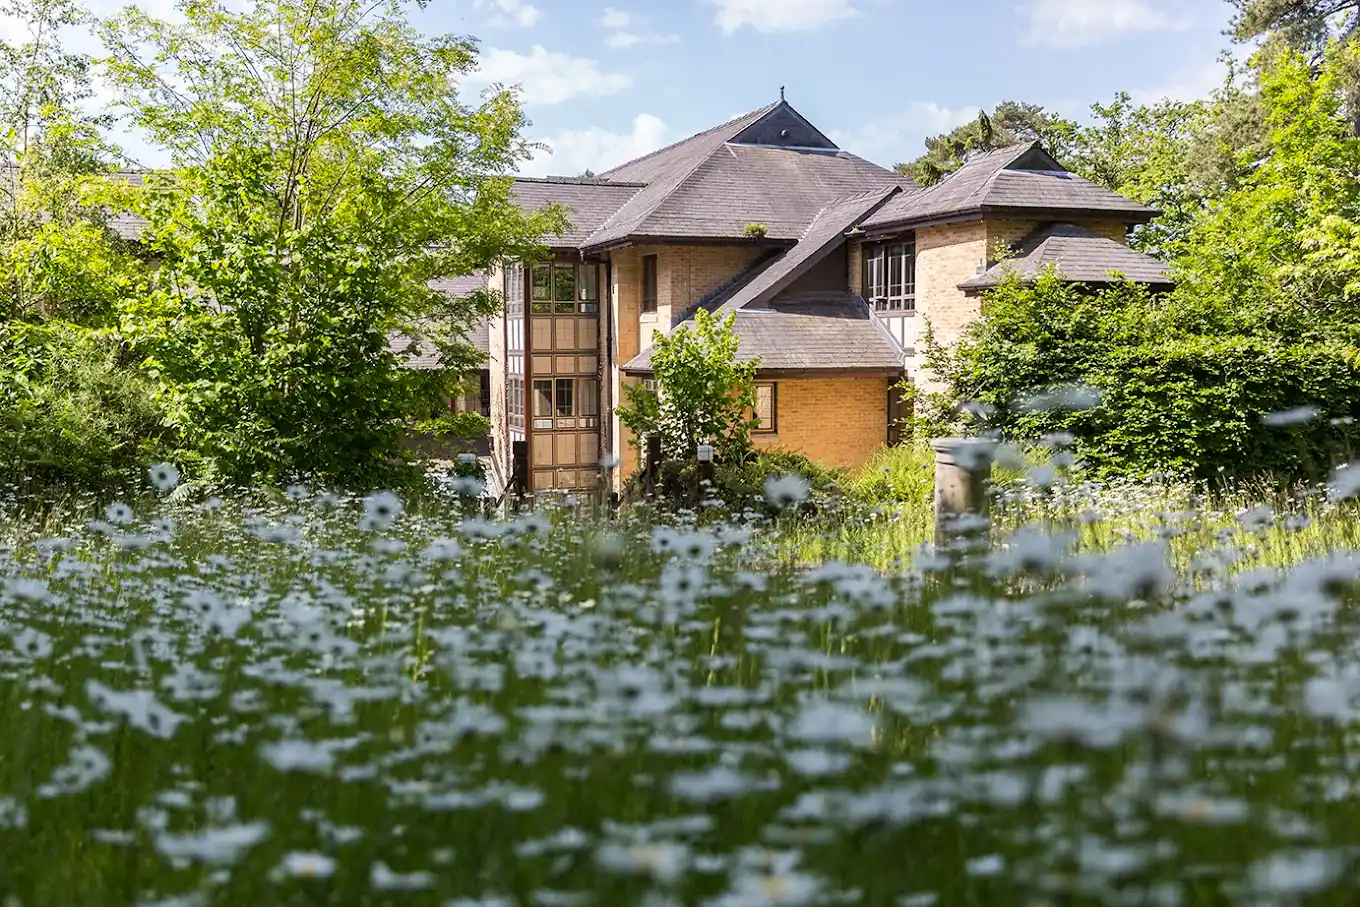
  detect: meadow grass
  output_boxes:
[1,471,1360,905]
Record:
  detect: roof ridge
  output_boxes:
[598,101,779,179]
[513,175,648,188]
[798,184,897,241]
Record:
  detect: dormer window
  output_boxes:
[864,239,915,313]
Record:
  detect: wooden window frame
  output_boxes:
[641,254,658,313]
[752,382,777,434]
[863,239,916,313]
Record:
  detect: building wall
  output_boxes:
[753,376,890,471]
[907,221,988,389]
[612,242,767,488]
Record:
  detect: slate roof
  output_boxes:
[957,223,1174,292]
[1,165,150,240]
[861,141,1156,231]
[511,177,644,247]
[388,273,493,370]
[592,143,902,246]
[719,186,900,311]
[509,101,913,252]
[622,293,904,375]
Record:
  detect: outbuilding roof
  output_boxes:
[957,222,1174,293]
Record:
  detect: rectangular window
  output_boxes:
[531,263,551,300]
[752,383,777,434]
[554,263,576,312]
[577,263,599,304]
[555,378,575,417]
[533,380,553,418]
[642,254,658,313]
[504,262,525,314]
[479,372,491,416]
[579,378,599,417]
[864,239,915,313]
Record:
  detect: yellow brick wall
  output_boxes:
[612,243,766,489]
[987,218,1131,257]
[753,376,889,471]
[907,221,987,390]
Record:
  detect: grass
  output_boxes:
[2,468,1360,904]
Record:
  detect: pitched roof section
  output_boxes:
[861,140,1156,231]
[390,273,492,369]
[957,223,1174,292]
[622,294,904,376]
[719,186,900,311]
[510,177,644,248]
[598,102,779,183]
[591,144,902,249]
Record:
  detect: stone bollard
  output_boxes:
[932,437,997,548]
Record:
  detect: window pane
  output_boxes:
[533,380,553,418]
[579,378,599,416]
[554,301,576,313]
[577,264,599,301]
[642,255,658,312]
[754,383,775,432]
[888,246,904,297]
[555,378,574,417]
[554,264,576,302]
[531,264,551,300]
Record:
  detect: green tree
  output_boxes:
[1232,1,1360,128]
[618,309,760,465]
[895,102,1080,186]
[2,0,139,326]
[97,0,564,484]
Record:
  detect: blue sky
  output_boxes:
[426,0,1242,176]
[6,0,1242,172]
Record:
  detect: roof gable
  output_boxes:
[728,102,837,150]
[862,140,1156,231]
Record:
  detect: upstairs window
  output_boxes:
[642,254,658,313]
[864,240,915,313]
[530,261,601,314]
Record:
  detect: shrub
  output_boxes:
[0,321,170,490]
[846,441,935,508]
[618,309,760,464]
[921,271,1360,483]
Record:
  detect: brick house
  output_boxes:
[479,100,1171,493]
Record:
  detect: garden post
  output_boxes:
[932,437,996,548]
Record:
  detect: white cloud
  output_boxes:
[520,113,669,177]
[599,7,680,49]
[477,0,541,28]
[468,46,631,106]
[599,7,632,29]
[708,0,859,36]
[1021,0,1189,48]
[830,102,980,166]
[1130,56,1233,104]
[605,30,680,49]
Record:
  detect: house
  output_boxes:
[482,98,1171,494]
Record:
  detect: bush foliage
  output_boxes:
[921,44,1360,483]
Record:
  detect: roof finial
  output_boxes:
[779,85,785,102]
